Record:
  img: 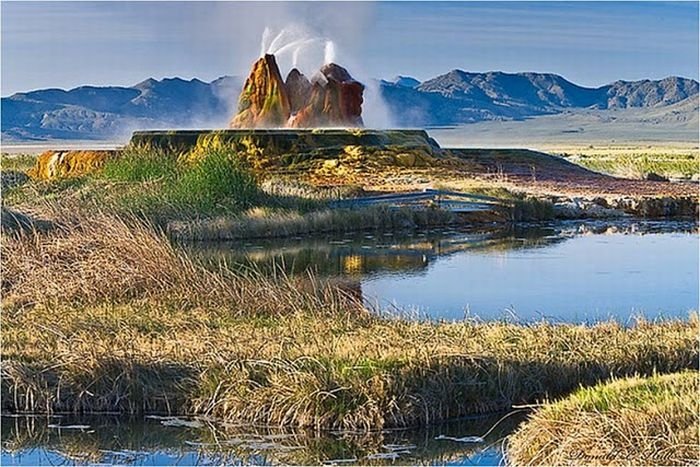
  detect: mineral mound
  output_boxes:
[230,55,364,129]
[285,68,312,115]
[230,54,291,128]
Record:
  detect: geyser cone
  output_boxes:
[285,68,312,115]
[230,54,291,128]
[290,63,364,128]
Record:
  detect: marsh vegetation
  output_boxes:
[508,371,699,465]
[1,142,698,465]
[2,206,698,431]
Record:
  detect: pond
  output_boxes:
[1,413,524,466]
[188,219,698,323]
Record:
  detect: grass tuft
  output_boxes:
[102,148,177,182]
[507,371,700,465]
[98,146,262,217]
[169,148,260,212]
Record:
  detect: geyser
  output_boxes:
[230,53,364,129]
[230,28,365,129]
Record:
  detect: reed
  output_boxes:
[168,205,458,240]
[1,205,358,316]
[507,371,699,465]
[2,208,697,430]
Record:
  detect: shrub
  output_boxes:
[102,148,177,182]
[169,148,261,212]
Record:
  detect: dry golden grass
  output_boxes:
[167,205,457,240]
[1,204,359,315]
[507,371,700,466]
[548,143,699,180]
[1,207,697,431]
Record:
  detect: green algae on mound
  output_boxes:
[128,128,442,158]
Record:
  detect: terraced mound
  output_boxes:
[129,129,445,171]
[23,129,699,218]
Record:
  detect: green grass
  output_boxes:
[168,148,260,212]
[569,373,692,412]
[100,147,261,215]
[11,147,261,221]
[560,147,700,180]
[0,153,37,172]
[578,154,698,179]
[507,371,699,465]
[102,148,178,182]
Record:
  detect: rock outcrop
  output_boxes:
[230,56,364,129]
[230,54,291,128]
[289,63,364,128]
[285,69,312,115]
[29,150,118,180]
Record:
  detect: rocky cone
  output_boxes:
[230,55,364,129]
[230,54,291,128]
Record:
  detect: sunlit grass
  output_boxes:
[2,208,697,430]
[507,371,699,465]
[552,144,699,179]
[0,153,37,172]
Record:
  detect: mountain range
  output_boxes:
[2,70,697,141]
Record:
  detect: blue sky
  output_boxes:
[2,1,698,95]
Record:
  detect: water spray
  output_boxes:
[259,26,339,74]
[324,41,336,64]
[260,27,272,57]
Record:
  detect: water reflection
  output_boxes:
[189,224,568,278]
[1,412,525,466]
[186,220,698,323]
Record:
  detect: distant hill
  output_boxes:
[2,76,241,141]
[382,72,698,126]
[429,96,700,147]
[2,70,697,141]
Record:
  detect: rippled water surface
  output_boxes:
[1,413,523,466]
[189,220,698,323]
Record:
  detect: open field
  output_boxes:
[545,143,699,181]
[508,371,699,465]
